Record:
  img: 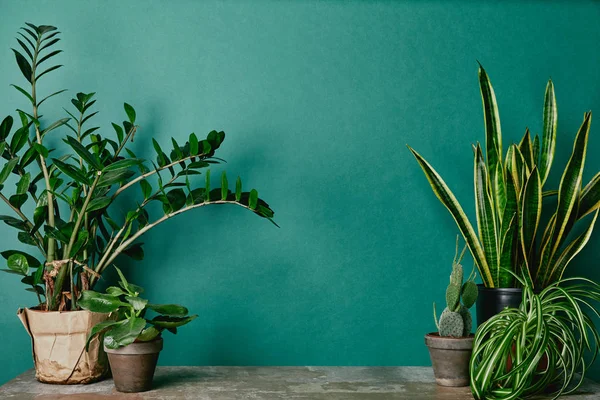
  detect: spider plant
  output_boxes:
[408,65,600,288]
[470,274,600,399]
[1,23,276,311]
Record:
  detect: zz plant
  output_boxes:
[409,65,600,289]
[0,23,276,311]
[470,275,600,399]
[79,266,196,350]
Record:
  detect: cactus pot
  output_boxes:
[476,285,523,325]
[425,333,474,387]
[105,338,163,393]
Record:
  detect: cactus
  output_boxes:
[434,238,478,337]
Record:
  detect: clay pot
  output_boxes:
[105,338,163,393]
[425,333,474,387]
[18,308,110,384]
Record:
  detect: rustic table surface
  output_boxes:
[1,366,600,399]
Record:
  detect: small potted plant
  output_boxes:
[470,274,600,399]
[425,239,478,387]
[78,266,196,393]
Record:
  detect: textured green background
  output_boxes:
[1,0,600,386]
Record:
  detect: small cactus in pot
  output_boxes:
[425,237,478,387]
[434,241,478,337]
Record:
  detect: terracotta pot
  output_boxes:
[425,333,474,387]
[17,308,110,384]
[105,338,163,393]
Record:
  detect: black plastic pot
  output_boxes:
[476,285,523,325]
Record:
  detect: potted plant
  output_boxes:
[2,23,276,384]
[78,266,196,393]
[408,64,600,324]
[425,239,478,387]
[470,274,600,399]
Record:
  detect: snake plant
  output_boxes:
[409,65,600,288]
[0,23,276,311]
[470,275,600,399]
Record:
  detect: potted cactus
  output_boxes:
[425,239,478,387]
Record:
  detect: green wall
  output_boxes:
[1,0,600,385]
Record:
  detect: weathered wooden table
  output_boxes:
[1,366,599,399]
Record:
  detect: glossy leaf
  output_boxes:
[10,84,34,105]
[149,315,197,329]
[138,326,161,342]
[12,49,32,83]
[167,188,186,211]
[87,196,112,212]
[85,320,125,351]
[125,296,148,311]
[51,159,90,185]
[78,290,129,313]
[124,103,136,124]
[0,158,19,185]
[66,136,103,170]
[97,168,134,187]
[235,176,242,201]
[578,172,600,220]
[221,172,228,200]
[0,116,13,141]
[104,158,144,172]
[249,189,259,210]
[7,254,29,275]
[147,303,189,317]
[10,125,30,154]
[41,118,69,136]
[104,317,146,350]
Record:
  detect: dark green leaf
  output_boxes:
[167,188,186,211]
[125,296,148,311]
[97,168,134,187]
[66,136,102,170]
[249,189,258,210]
[123,243,144,261]
[235,176,242,201]
[9,194,27,209]
[0,215,27,231]
[137,326,161,342]
[36,64,63,81]
[51,158,90,185]
[205,169,211,201]
[189,133,199,155]
[87,196,112,212]
[12,49,32,83]
[16,172,31,194]
[25,285,44,295]
[41,118,70,136]
[221,172,228,200]
[37,49,62,66]
[17,232,37,246]
[123,103,136,124]
[33,263,44,285]
[112,122,124,143]
[104,158,144,172]
[37,89,68,107]
[106,286,127,297]
[147,303,189,317]
[0,116,13,141]
[149,315,197,329]
[104,317,146,350]
[0,158,19,185]
[78,290,129,313]
[19,146,38,168]
[140,179,152,200]
[15,38,33,59]
[10,125,30,154]
[10,84,34,105]
[33,143,49,158]
[85,320,125,351]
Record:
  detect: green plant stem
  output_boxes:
[93,200,254,282]
[0,193,45,256]
[31,36,56,263]
[49,173,101,310]
[112,152,209,199]
[114,125,137,158]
